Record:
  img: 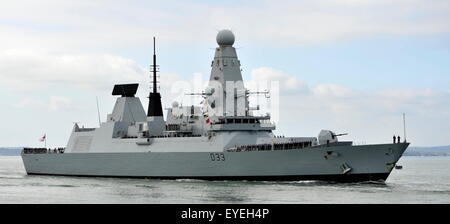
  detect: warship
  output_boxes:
[21,30,409,182]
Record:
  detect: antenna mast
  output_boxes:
[147,36,164,117]
[403,113,406,142]
[96,97,101,126]
[152,37,157,94]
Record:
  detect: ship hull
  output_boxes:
[21,143,408,183]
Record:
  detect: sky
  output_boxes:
[0,0,449,147]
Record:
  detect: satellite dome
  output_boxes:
[172,101,179,108]
[216,29,235,46]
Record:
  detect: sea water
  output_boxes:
[0,156,448,203]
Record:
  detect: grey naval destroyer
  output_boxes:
[22,30,409,182]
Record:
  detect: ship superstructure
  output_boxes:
[21,30,409,182]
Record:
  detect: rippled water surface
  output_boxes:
[0,156,449,203]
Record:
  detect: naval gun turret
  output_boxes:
[318,130,351,146]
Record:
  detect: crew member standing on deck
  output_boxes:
[393,135,396,143]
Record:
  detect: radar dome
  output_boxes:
[216,29,235,46]
[172,101,179,108]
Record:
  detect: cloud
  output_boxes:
[1,0,448,147]
[13,96,73,111]
[0,49,147,92]
[154,66,450,143]
[2,58,449,146]
[0,0,448,52]
[49,96,72,110]
[147,64,449,146]
[246,66,450,146]
[13,98,47,109]
[312,84,354,98]
[249,67,309,93]
[3,46,448,145]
